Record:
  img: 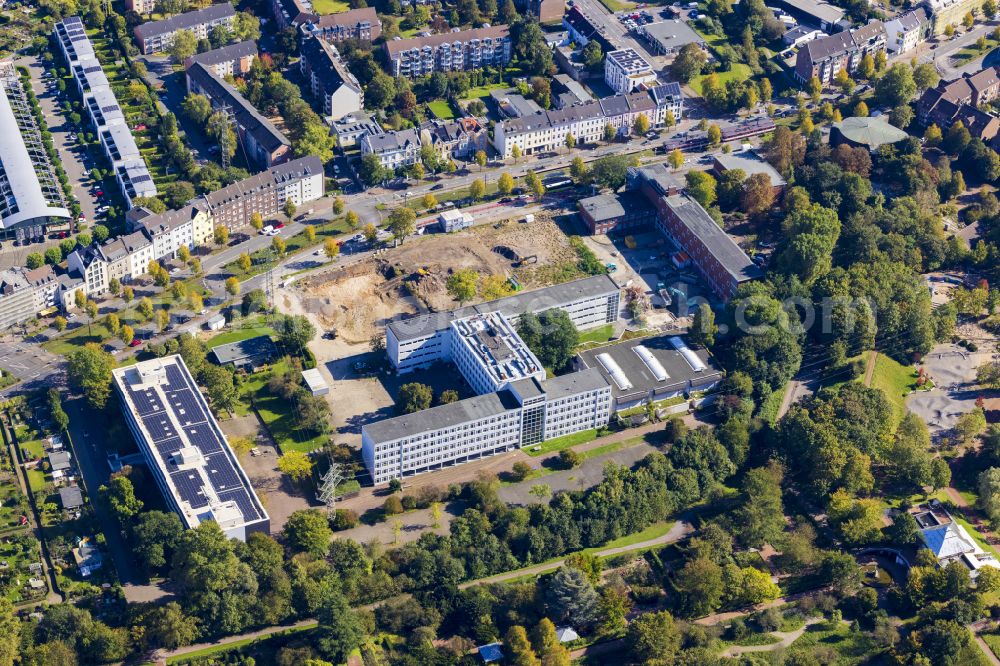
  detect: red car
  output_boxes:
[95,190,104,197]
[274,221,285,229]
[134,124,147,131]
[129,339,142,347]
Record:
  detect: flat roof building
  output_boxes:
[450,311,547,395]
[636,20,705,56]
[113,355,269,541]
[770,0,845,30]
[362,367,612,485]
[387,275,621,373]
[184,40,257,78]
[302,368,329,396]
[578,190,657,235]
[384,25,512,78]
[605,48,658,94]
[210,335,278,370]
[576,334,722,411]
[712,150,787,190]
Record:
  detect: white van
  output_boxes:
[260,225,273,235]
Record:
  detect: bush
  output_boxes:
[384,495,404,515]
[401,495,417,510]
[559,449,582,469]
[330,509,359,531]
[728,618,750,641]
[510,461,532,481]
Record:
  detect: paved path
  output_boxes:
[153,518,692,662]
[721,618,826,658]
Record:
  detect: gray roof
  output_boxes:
[363,389,521,443]
[579,191,655,223]
[210,335,278,365]
[385,24,509,58]
[59,485,84,509]
[639,20,704,50]
[199,156,323,209]
[388,275,620,342]
[300,37,361,93]
[184,40,257,68]
[576,333,721,400]
[0,73,71,229]
[832,116,908,148]
[774,0,844,24]
[135,3,236,40]
[187,63,290,154]
[139,205,199,236]
[543,367,611,400]
[362,128,419,155]
[48,450,71,471]
[713,151,787,188]
[664,195,763,283]
[892,6,927,31]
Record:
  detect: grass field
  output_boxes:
[208,325,276,349]
[25,469,47,494]
[524,429,598,457]
[690,63,753,96]
[870,354,917,428]
[598,0,637,12]
[462,83,508,100]
[244,361,328,454]
[427,100,455,119]
[576,324,616,348]
[308,0,349,11]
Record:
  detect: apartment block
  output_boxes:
[385,25,512,78]
[300,6,381,41]
[605,48,658,94]
[925,0,984,35]
[885,7,929,54]
[917,67,1000,127]
[184,40,257,78]
[794,21,886,85]
[186,62,291,169]
[299,37,363,121]
[196,156,324,232]
[134,3,236,55]
[130,205,203,261]
[493,87,675,159]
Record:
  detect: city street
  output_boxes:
[572,0,659,65]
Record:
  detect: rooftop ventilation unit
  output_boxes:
[633,344,669,381]
[596,352,632,390]
[669,336,706,372]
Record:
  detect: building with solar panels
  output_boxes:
[113,355,269,541]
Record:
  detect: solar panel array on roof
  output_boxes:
[115,356,267,533]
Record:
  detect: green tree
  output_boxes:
[143,602,198,650]
[314,581,365,663]
[100,475,143,524]
[283,509,332,557]
[447,268,479,304]
[25,252,43,269]
[669,42,707,82]
[131,510,184,576]
[506,625,541,666]
[689,303,717,347]
[546,566,599,625]
[668,148,684,170]
[278,451,314,483]
[517,309,579,372]
[532,618,570,666]
[732,462,785,548]
[67,343,115,409]
[0,598,19,666]
[685,170,717,207]
[282,198,297,222]
[633,113,650,136]
[674,557,724,617]
[627,611,681,663]
[470,178,487,201]
[498,172,515,195]
[388,207,416,242]
[875,63,917,107]
[707,124,722,147]
[398,382,433,414]
[168,29,198,62]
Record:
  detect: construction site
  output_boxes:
[297,213,586,344]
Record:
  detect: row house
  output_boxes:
[130,205,207,261]
[0,266,59,329]
[385,26,511,78]
[794,21,886,85]
[133,3,236,55]
[492,87,673,159]
[299,37,364,121]
[186,62,291,169]
[360,128,421,171]
[55,18,157,208]
[418,117,488,162]
[197,156,325,232]
[917,67,1000,125]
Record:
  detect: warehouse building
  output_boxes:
[112,356,269,541]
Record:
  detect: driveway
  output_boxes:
[907,342,992,433]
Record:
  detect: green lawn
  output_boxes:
[870,354,917,429]
[164,623,318,664]
[690,64,753,96]
[576,324,616,348]
[25,469,47,494]
[523,429,598,457]
[462,83,508,100]
[226,218,354,281]
[982,633,1000,661]
[427,100,455,119]
[310,0,349,12]
[243,361,328,454]
[598,0,637,12]
[208,325,276,349]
